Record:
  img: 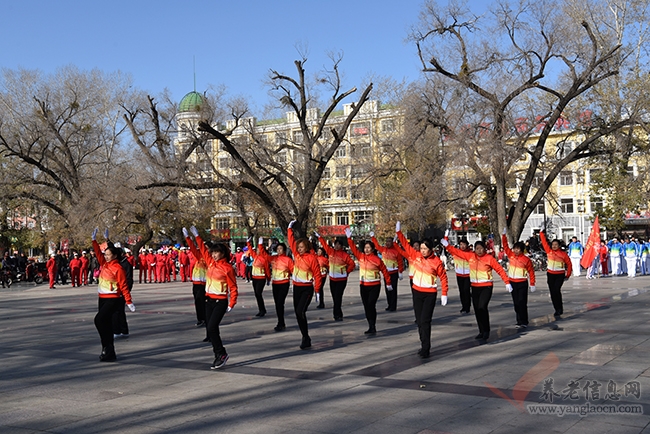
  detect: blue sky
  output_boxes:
[0,0,442,113]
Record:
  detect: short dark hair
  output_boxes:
[513,241,526,251]
[275,242,287,252]
[361,240,376,253]
[209,243,231,261]
[475,240,486,249]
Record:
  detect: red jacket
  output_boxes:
[445,243,509,288]
[195,236,237,308]
[501,234,536,285]
[287,228,324,292]
[92,240,132,303]
[46,257,57,273]
[247,241,271,281]
[348,237,391,287]
[540,231,572,277]
[69,257,82,271]
[318,236,355,281]
[257,247,294,284]
[371,236,404,274]
[185,238,207,284]
[397,231,448,294]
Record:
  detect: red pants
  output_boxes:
[600,260,609,275]
[148,266,156,283]
[139,267,146,283]
[156,265,165,283]
[71,268,81,287]
[49,271,56,289]
[81,267,89,285]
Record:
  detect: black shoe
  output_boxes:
[300,337,312,349]
[419,351,430,359]
[334,317,343,322]
[99,348,117,362]
[385,307,391,311]
[255,311,266,317]
[483,332,490,340]
[202,336,210,342]
[211,354,229,370]
[554,312,562,317]
[364,327,377,335]
[317,304,325,309]
[475,333,484,339]
[195,320,205,327]
[274,325,286,332]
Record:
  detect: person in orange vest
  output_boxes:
[316,233,356,321]
[442,230,510,341]
[46,253,57,289]
[80,251,90,286]
[185,226,237,369]
[346,227,392,335]
[540,224,572,317]
[371,233,404,312]
[315,247,329,309]
[395,221,449,358]
[287,220,324,349]
[501,229,536,328]
[69,252,82,287]
[247,237,272,317]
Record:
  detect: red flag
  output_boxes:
[580,216,601,269]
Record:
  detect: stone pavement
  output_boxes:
[2,269,650,433]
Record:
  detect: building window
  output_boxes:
[381,119,395,133]
[354,210,373,224]
[215,218,229,229]
[257,134,268,145]
[591,197,604,213]
[293,131,303,144]
[321,188,331,200]
[275,150,287,165]
[322,167,331,179]
[219,157,231,169]
[351,122,370,137]
[351,166,367,179]
[560,198,574,214]
[557,141,574,159]
[335,187,347,199]
[560,171,573,186]
[336,212,349,226]
[321,213,332,226]
[533,173,544,188]
[219,195,231,206]
[275,132,287,145]
[335,166,347,178]
[336,144,347,158]
[351,187,366,200]
[534,200,545,215]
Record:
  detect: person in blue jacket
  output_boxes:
[622,238,640,278]
[567,237,584,277]
[640,240,649,275]
[607,238,623,276]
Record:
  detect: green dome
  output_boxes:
[179,91,204,113]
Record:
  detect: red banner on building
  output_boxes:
[580,216,600,269]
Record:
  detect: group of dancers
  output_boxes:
[89,221,572,370]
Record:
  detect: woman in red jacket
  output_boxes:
[91,228,135,362]
[186,226,238,369]
[288,220,323,349]
[442,231,510,341]
[316,233,356,321]
[46,253,57,289]
[247,237,272,317]
[395,222,448,358]
[540,225,572,317]
[501,229,536,328]
[185,234,208,335]
[346,227,392,335]
[257,241,294,331]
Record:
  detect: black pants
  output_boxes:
[58,268,67,285]
[412,289,437,353]
[547,273,565,315]
[471,285,493,334]
[205,298,228,357]
[95,298,122,354]
[386,272,399,310]
[272,282,290,327]
[510,280,529,325]
[317,276,326,307]
[457,275,471,312]
[252,278,267,314]
[111,297,129,335]
[245,266,252,281]
[360,284,381,327]
[293,285,314,338]
[330,279,348,319]
[192,283,206,322]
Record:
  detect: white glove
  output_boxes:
[288,220,296,229]
[127,303,136,312]
[104,228,109,239]
[258,237,263,245]
[506,284,513,293]
[92,228,98,241]
[313,230,320,238]
[502,227,507,235]
[345,227,352,238]
[386,285,393,291]
[227,306,233,312]
[395,221,401,233]
[190,226,199,237]
[540,221,545,232]
[369,231,375,237]
[530,286,536,292]
[441,295,448,306]
[440,238,449,247]
[445,229,449,238]
[182,227,189,238]
[398,273,403,281]
[246,236,252,243]
[316,292,320,304]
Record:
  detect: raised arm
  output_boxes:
[318,235,335,257]
[396,230,418,259]
[371,235,386,255]
[539,230,552,254]
[501,233,514,258]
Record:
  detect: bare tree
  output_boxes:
[412,0,650,242]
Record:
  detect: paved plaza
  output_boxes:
[2,269,650,433]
